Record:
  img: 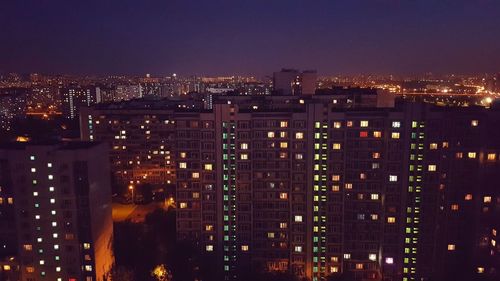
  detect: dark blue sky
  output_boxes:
[1,0,500,77]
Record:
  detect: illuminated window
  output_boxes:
[179,162,187,169]
[356,263,364,270]
[371,194,379,200]
[343,253,351,260]
[484,196,492,203]
[23,244,33,251]
[332,185,340,192]
[371,214,379,220]
[39,260,45,265]
[280,142,288,148]
[332,175,340,181]
[48,175,53,180]
[280,121,288,128]
[280,131,287,138]
[373,131,382,138]
[240,143,249,149]
[179,202,187,209]
[295,246,303,252]
[240,153,248,160]
[30,155,35,160]
[180,152,186,158]
[360,173,366,180]
[372,152,380,159]
[294,215,303,222]
[487,153,496,161]
[83,243,91,249]
[280,222,287,229]
[468,152,476,159]
[333,122,341,128]
[192,192,200,199]
[330,266,339,273]
[391,132,400,139]
[465,194,473,201]
[345,183,353,189]
[267,232,275,238]
[428,165,437,171]
[392,121,401,128]
[332,143,341,150]
[387,217,396,223]
[359,131,368,138]
[447,244,456,251]
[369,254,377,261]
[389,175,398,182]
[385,257,394,264]
[204,164,213,171]
[451,204,459,211]
[477,267,485,274]
[31,168,36,173]
[192,172,200,179]
[26,267,34,273]
[280,193,288,200]
[205,225,213,231]
[430,143,438,150]
[471,120,479,127]
[295,132,304,139]
[241,245,249,251]
[267,131,275,138]
[295,153,303,160]
[360,120,369,127]
[456,152,463,159]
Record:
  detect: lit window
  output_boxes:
[387,217,396,223]
[332,143,341,150]
[356,263,363,270]
[192,192,200,199]
[371,194,379,200]
[241,245,249,251]
[456,152,463,159]
[267,232,275,238]
[333,122,341,129]
[180,202,187,209]
[49,186,54,192]
[205,225,213,231]
[373,131,382,138]
[343,253,351,260]
[360,173,366,180]
[280,142,288,149]
[447,244,456,251]
[372,152,380,159]
[39,260,45,265]
[369,254,377,261]
[31,168,36,173]
[430,143,438,150]
[179,162,187,169]
[332,185,340,192]
[465,194,473,201]
[204,164,213,171]
[332,175,340,181]
[345,183,353,189]
[30,155,35,160]
[468,152,476,159]
[471,120,479,127]
[180,152,186,158]
[280,121,288,128]
[83,243,91,249]
[295,132,304,139]
[484,196,492,203]
[280,193,288,200]
[54,245,59,250]
[294,215,303,222]
[240,153,248,160]
[385,257,394,264]
[392,121,401,128]
[477,267,485,274]
[267,131,275,138]
[206,245,213,251]
[56,267,61,272]
[23,244,33,251]
[389,175,398,182]
[347,121,353,127]
[48,175,53,180]
[192,172,200,179]
[428,165,437,171]
[47,163,52,168]
[371,214,379,220]
[85,265,92,271]
[33,191,38,196]
[451,204,459,211]
[330,266,339,273]
[240,143,249,149]
[391,132,400,139]
[359,131,368,138]
[26,266,35,273]
[50,198,56,204]
[487,153,496,161]
[280,222,287,229]
[360,120,369,127]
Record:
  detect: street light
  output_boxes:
[128,185,134,204]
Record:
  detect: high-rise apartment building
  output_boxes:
[0,87,27,131]
[61,86,100,120]
[0,142,114,281]
[80,96,499,281]
[273,69,317,95]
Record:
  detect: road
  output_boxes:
[112,202,167,223]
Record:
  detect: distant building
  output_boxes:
[61,86,100,120]
[115,85,142,101]
[273,69,317,95]
[0,142,114,281]
[0,88,27,131]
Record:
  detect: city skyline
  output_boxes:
[1,1,500,76]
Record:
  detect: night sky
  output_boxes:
[1,0,500,77]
